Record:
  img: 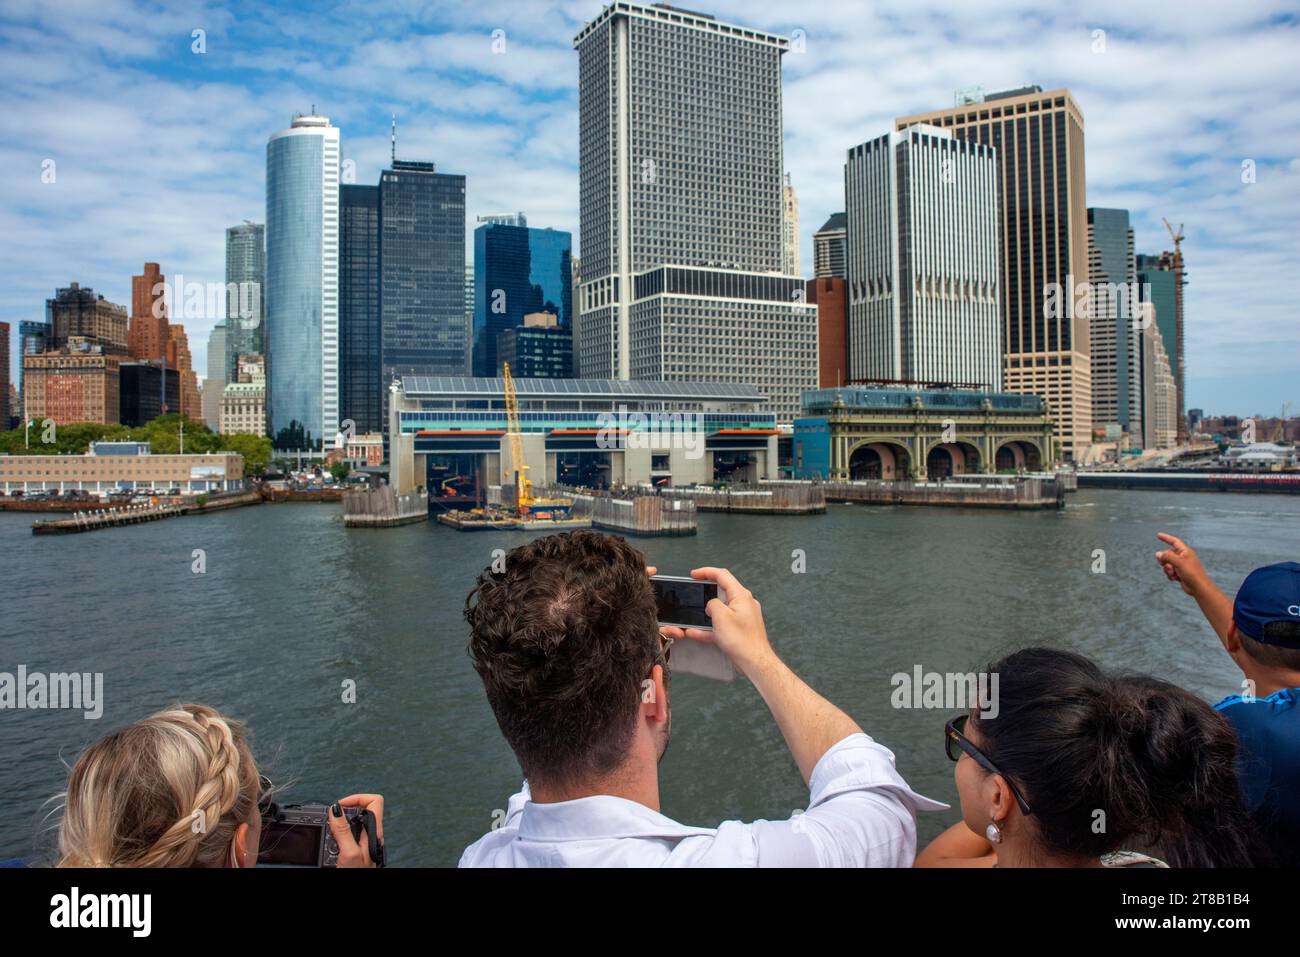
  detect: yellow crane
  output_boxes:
[502,363,533,510]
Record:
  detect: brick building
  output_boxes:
[47,283,128,354]
[806,278,847,388]
[167,325,202,419]
[129,262,171,361]
[22,341,123,425]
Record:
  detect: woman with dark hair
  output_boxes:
[916,647,1262,867]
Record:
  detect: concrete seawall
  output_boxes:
[342,487,428,527]
[1077,471,1300,494]
[665,484,826,514]
[562,492,697,536]
[820,478,1064,509]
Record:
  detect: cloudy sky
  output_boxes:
[1,0,1296,417]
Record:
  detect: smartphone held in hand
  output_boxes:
[651,575,735,682]
[650,575,717,629]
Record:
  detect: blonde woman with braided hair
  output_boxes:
[56,704,383,868]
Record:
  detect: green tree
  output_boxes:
[0,413,273,478]
[221,433,273,476]
[329,460,351,482]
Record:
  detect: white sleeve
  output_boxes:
[744,732,947,867]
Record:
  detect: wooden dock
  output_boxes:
[342,486,428,527]
[30,490,264,535]
[34,503,184,534]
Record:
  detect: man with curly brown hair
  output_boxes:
[459,530,942,867]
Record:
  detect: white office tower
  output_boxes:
[203,321,227,431]
[782,173,800,276]
[1086,208,1142,443]
[845,125,1001,390]
[573,2,817,424]
[266,114,341,444]
[1141,303,1178,450]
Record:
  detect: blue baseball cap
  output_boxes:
[1234,562,1300,647]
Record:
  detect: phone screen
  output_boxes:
[651,576,718,629]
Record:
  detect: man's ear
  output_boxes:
[1225,620,1242,654]
[640,664,668,723]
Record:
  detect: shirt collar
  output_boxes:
[517,794,718,843]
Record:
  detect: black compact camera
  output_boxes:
[258,800,385,867]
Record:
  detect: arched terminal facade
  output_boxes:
[793,387,1055,481]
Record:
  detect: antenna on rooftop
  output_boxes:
[391,114,397,164]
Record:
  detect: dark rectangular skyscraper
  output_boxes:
[1087,208,1139,436]
[473,221,572,376]
[119,361,180,427]
[379,161,467,386]
[340,184,381,435]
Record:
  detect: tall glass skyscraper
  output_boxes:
[473,221,572,376]
[225,221,265,381]
[340,184,381,435]
[265,114,340,445]
[18,320,49,398]
[379,160,467,387]
[573,2,817,424]
[1087,208,1140,436]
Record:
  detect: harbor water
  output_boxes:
[1,489,1295,865]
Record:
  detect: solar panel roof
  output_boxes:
[400,376,765,401]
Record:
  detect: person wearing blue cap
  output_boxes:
[1156,533,1300,865]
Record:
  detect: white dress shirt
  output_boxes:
[459,732,947,867]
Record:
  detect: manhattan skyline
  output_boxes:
[0,0,1297,417]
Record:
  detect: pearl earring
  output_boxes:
[985,820,1003,844]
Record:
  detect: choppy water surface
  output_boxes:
[2,489,1293,864]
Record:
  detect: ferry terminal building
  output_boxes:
[792,387,1056,481]
[387,376,782,498]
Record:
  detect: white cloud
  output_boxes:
[0,0,1296,416]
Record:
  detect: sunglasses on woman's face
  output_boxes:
[944,714,1033,816]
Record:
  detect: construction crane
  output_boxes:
[1272,402,1293,444]
[502,363,533,511]
[1162,217,1184,256]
